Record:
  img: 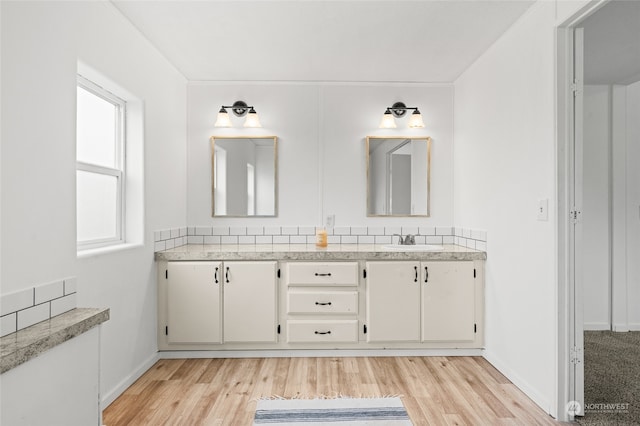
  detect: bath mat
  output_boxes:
[253,397,412,425]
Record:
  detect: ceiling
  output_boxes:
[582,0,640,85]
[111,1,534,82]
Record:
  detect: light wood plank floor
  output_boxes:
[103,357,567,425]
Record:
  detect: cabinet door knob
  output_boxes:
[315,301,332,306]
[314,330,332,335]
[214,267,219,284]
[225,267,230,283]
[424,266,429,283]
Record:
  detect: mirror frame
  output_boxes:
[210,135,278,218]
[366,135,431,217]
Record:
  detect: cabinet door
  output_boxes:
[421,261,475,342]
[223,261,277,342]
[167,261,222,344]
[366,261,420,342]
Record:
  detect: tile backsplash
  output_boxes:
[1,277,78,337]
[153,225,487,252]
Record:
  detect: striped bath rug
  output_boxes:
[253,397,412,425]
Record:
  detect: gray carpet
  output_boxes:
[577,331,640,426]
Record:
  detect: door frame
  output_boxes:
[556,0,609,421]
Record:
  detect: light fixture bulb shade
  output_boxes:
[408,111,425,128]
[243,109,261,128]
[379,110,397,129]
[214,110,232,127]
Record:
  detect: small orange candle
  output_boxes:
[316,228,328,247]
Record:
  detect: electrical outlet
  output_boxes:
[537,199,548,221]
[325,214,335,228]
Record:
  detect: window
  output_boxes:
[76,75,126,249]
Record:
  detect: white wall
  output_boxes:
[187,84,454,227]
[1,1,187,420]
[453,1,558,415]
[582,85,611,330]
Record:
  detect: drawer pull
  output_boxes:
[314,330,332,335]
[414,266,418,282]
[315,273,332,277]
[424,266,429,283]
[225,267,230,283]
[315,301,332,306]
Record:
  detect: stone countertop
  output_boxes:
[0,307,110,374]
[155,244,486,261]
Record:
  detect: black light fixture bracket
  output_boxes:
[389,101,421,118]
[220,100,255,117]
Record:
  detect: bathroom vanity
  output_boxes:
[155,244,486,352]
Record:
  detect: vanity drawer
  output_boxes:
[286,262,359,287]
[287,320,358,343]
[287,291,358,315]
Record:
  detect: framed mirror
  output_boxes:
[366,136,431,217]
[211,136,277,217]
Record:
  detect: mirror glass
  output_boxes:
[366,136,431,216]
[211,136,277,217]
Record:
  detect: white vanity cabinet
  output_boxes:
[365,260,481,346]
[160,260,277,349]
[283,262,360,343]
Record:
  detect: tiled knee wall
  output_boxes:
[154,225,487,252]
[0,277,78,337]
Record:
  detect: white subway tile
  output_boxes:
[443,236,455,244]
[426,236,443,244]
[463,228,472,238]
[476,241,487,251]
[358,236,375,244]
[212,227,229,236]
[466,239,477,249]
[180,227,187,237]
[318,227,334,235]
[154,241,166,252]
[17,303,50,330]
[327,236,341,244]
[196,226,212,236]
[51,294,77,317]
[341,236,357,244]
[238,236,256,244]
[256,236,273,244]
[170,228,180,238]
[281,227,298,235]
[415,235,426,244]
[273,236,290,244]
[471,229,487,241]
[230,227,247,236]
[306,236,317,244]
[204,235,221,245]
[384,226,402,235]
[187,236,204,244]
[375,235,392,244]
[290,236,307,244]
[402,226,419,235]
[367,227,385,236]
[1,313,17,337]
[419,227,436,236]
[187,227,195,236]
[160,230,171,240]
[246,227,264,235]
[153,230,162,242]
[454,227,463,237]
[264,226,281,235]
[64,277,77,295]
[221,236,238,244]
[1,288,34,315]
[333,227,350,235]
[35,280,64,305]
[436,227,453,236]
[350,227,367,236]
[165,239,175,250]
[298,226,315,235]
[176,237,186,247]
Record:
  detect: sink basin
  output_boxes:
[382,244,445,251]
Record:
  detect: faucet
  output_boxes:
[393,234,416,245]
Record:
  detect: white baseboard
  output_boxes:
[584,323,611,331]
[628,323,640,331]
[159,348,484,359]
[101,352,160,408]
[482,349,552,417]
[613,324,630,332]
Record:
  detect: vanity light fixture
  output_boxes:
[214,100,262,128]
[379,102,425,129]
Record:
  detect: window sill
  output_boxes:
[77,242,143,259]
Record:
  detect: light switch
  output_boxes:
[537,199,548,221]
[325,214,335,228]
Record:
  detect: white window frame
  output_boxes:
[76,75,127,250]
